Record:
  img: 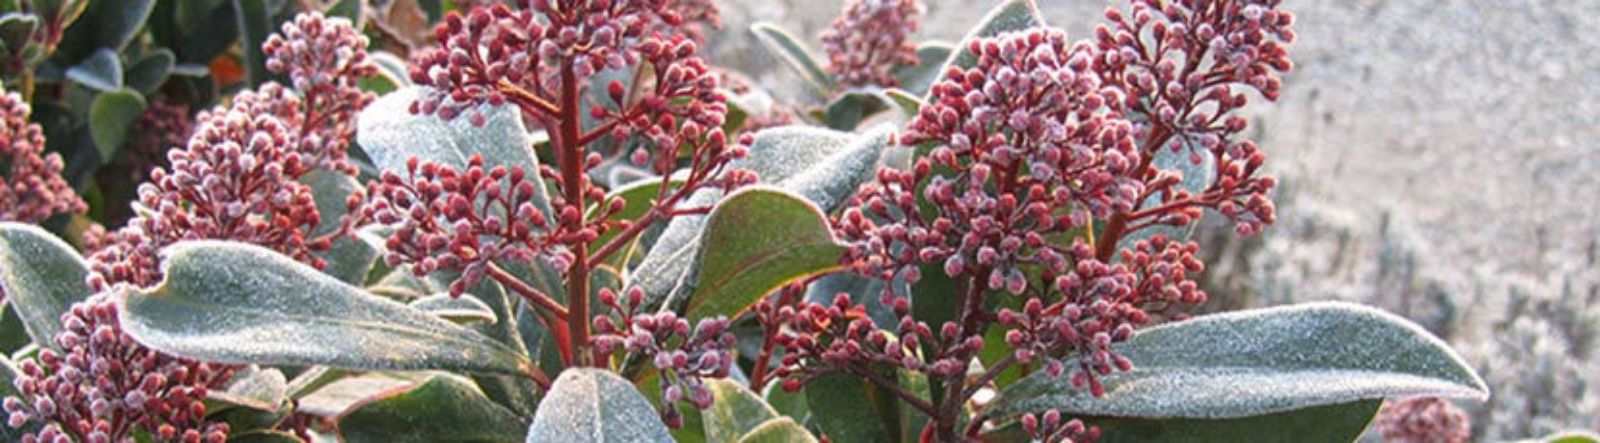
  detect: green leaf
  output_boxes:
[303,170,380,284]
[339,375,527,443]
[525,368,673,443]
[65,48,122,92]
[590,178,681,266]
[294,372,415,417]
[635,126,892,313]
[0,13,38,54]
[324,0,363,28]
[804,373,898,443]
[121,241,536,377]
[209,366,289,412]
[409,293,497,324]
[987,302,1488,426]
[702,379,780,443]
[1537,431,1600,443]
[88,88,147,160]
[226,430,305,443]
[125,48,175,94]
[1085,400,1382,443]
[761,377,808,422]
[736,418,816,443]
[686,187,844,322]
[750,22,835,98]
[88,0,153,51]
[0,223,93,350]
[890,42,955,97]
[943,0,1045,73]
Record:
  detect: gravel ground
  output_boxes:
[706,0,1600,438]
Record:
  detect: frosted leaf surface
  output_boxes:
[634,126,890,310]
[989,302,1489,420]
[702,378,781,442]
[686,187,846,322]
[736,418,818,443]
[409,292,497,324]
[0,222,93,350]
[525,368,672,443]
[209,366,288,412]
[943,0,1046,73]
[121,240,533,376]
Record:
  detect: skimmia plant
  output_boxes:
[0,1,1506,442]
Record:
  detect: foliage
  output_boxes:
[0,1,1495,442]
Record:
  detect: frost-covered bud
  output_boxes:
[0,86,85,224]
[3,293,234,442]
[1019,409,1097,443]
[1374,397,1472,443]
[591,286,736,428]
[821,0,924,87]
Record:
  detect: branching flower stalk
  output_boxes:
[363,0,754,424]
[760,1,1295,441]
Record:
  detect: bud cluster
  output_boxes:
[0,87,85,223]
[658,0,722,43]
[1093,0,1294,236]
[87,12,375,290]
[592,287,735,428]
[820,0,924,88]
[4,293,235,443]
[359,155,563,296]
[763,294,931,387]
[124,101,196,181]
[1374,397,1472,443]
[1019,409,1097,443]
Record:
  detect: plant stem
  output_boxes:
[936,275,991,441]
[1095,126,1173,261]
[485,263,569,319]
[557,60,594,367]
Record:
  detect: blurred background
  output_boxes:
[710,0,1598,439]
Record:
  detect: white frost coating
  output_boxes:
[409,293,498,324]
[120,241,531,376]
[525,369,672,443]
[0,222,93,351]
[943,0,1046,71]
[989,302,1490,420]
[210,366,288,412]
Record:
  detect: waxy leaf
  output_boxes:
[339,375,527,443]
[987,302,1488,435]
[1086,400,1382,442]
[525,369,672,443]
[126,48,176,94]
[805,373,899,443]
[702,379,780,443]
[88,88,147,160]
[121,241,535,376]
[209,366,289,412]
[232,0,278,87]
[0,223,93,350]
[891,43,955,97]
[358,87,542,179]
[687,187,844,322]
[736,418,816,443]
[66,48,123,92]
[750,22,835,97]
[635,126,892,312]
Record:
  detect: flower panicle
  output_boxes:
[0,88,86,224]
[3,293,234,443]
[821,0,924,88]
[1375,397,1472,443]
[592,287,735,428]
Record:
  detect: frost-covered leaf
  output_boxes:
[988,302,1489,421]
[0,223,93,351]
[702,379,779,443]
[750,22,835,98]
[295,372,415,418]
[122,241,535,376]
[209,366,288,412]
[88,88,147,160]
[339,375,527,443]
[940,0,1045,81]
[525,368,672,443]
[890,42,955,97]
[232,0,277,87]
[226,430,304,443]
[737,418,816,443]
[357,87,546,186]
[1085,400,1382,442]
[805,373,899,443]
[634,126,891,312]
[305,170,380,284]
[591,178,682,266]
[409,293,497,324]
[687,187,844,322]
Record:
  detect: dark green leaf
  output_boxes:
[66,48,122,92]
[88,88,147,160]
[126,48,175,94]
[804,373,898,443]
[121,241,536,376]
[0,13,38,54]
[339,375,527,443]
[324,0,363,27]
[1085,400,1382,443]
[232,0,276,87]
[525,368,673,442]
[0,223,93,350]
[89,0,153,51]
[227,430,305,443]
[749,22,835,98]
[686,187,845,322]
[988,302,1489,420]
